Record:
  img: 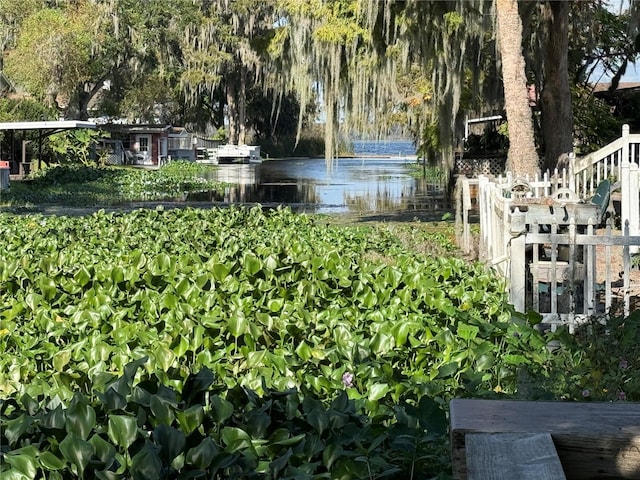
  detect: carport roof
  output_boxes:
[0,120,96,133]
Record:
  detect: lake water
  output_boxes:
[190,140,452,218]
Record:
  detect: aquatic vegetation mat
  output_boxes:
[1,162,224,207]
[0,206,553,478]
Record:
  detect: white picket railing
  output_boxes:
[574,125,640,195]
[510,216,638,331]
[457,125,640,329]
[574,124,640,243]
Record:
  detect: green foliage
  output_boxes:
[0,98,56,123]
[0,205,560,476]
[258,131,325,158]
[407,162,447,183]
[571,85,621,155]
[4,8,93,101]
[543,313,640,402]
[1,162,224,206]
[0,360,451,479]
[48,129,104,165]
[0,206,551,407]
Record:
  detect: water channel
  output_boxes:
[190,140,453,219]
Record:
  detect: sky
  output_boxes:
[604,0,639,82]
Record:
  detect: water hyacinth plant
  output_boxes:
[0,205,566,477]
[0,206,551,403]
[0,161,225,207]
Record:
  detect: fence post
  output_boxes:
[478,176,489,261]
[621,126,630,248]
[462,178,472,255]
[568,152,576,193]
[624,220,631,318]
[509,209,527,313]
[630,162,639,255]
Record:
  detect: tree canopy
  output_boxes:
[1,0,638,171]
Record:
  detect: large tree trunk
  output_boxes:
[541,0,573,173]
[495,0,540,176]
[226,81,238,144]
[238,64,247,145]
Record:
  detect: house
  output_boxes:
[593,82,640,130]
[99,124,198,165]
[101,124,170,166]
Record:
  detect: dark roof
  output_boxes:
[101,123,172,134]
[592,82,640,93]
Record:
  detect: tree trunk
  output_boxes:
[238,64,247,145]
[495,0,540,176]
[541,0,573,173]
[226,81,238,144]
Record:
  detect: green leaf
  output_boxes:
[186,437,219,469]
[153,424,186,462]
[267,298,284,312]
[270,448,293,477]
[4,414,34,447]
[110,266,125,284]
[176,405,205,435]
[368,383,390,402]
[295,341,312,361]
[306,409,328,435]
[162,292,179,309]
[39,451,66,471]
[476,353,495,371]
[221,427,252,452]
[41,404,65,430]
[370,332,394,355]
[272,433,306,447]
[154,344,175,371]
[182,368,215,406]
[211,395,234,423]
[211,262,231,282]
[130,442,162,480]
[227,315,247,338]
[437,361,459,378]
[243,253,262,276]
[74,266,92,287]
[411,396,448,437]
[95,470,121,480]
[458,323,480,341]
[65,396,97,440]
[59,435,94,477]
[503,354,528,365]
[39,276,58,300]
[150,253,172,275]
[89,434,117,470]
[25,292,42,311]
[107,415,138,450]
[150,395,176,426]
[322,443,343,469]
[5,451,39,479]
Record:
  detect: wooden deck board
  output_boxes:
[466,433,566,479]
[450,399,640,480]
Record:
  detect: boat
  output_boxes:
[197,144,262,164]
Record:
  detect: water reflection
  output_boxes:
[189,157,451,216]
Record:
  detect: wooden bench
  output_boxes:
[450,399,640,479]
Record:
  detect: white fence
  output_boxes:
[458,125,640,329]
